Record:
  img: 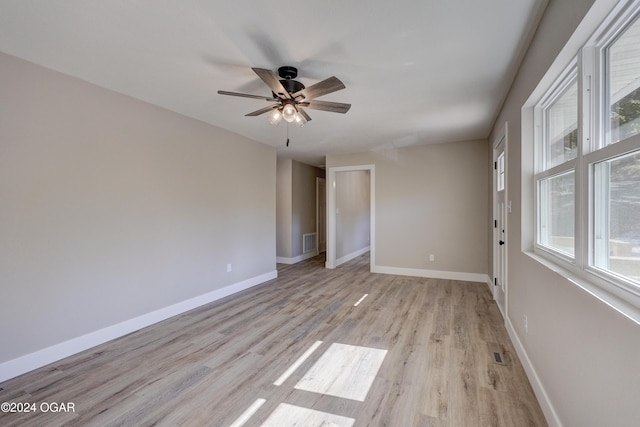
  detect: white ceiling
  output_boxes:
[0,0,545,166]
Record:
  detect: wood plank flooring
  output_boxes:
[0,254,547,426]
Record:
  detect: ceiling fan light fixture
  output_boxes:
[282,103,297,123]
[268,108,282,126]
[218,66,351,130]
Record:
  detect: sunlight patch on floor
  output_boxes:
[231,340,387,426]
[294,343,387,401]
[261,403,355,427]
[273,340,323,386]
[229,398,266,427]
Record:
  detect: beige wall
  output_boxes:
[335,170,370,260]
[327,139,489,276]
[488,0,640,425]
[276,158,293,258]
[0,52,276,365]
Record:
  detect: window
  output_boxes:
[533,0,640,313]
[545,78,578,168]
[497,152,505,191]
[606,14,640,145]
[593,150,640,282]
[536,66,578,258]
[539,171,575,256]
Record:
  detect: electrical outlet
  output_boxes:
[524,315,528,333]
[227,263,232,273]
[429,254,435,262]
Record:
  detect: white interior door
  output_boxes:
[493,138,507,316]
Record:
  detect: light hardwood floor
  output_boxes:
[0,254,547,426]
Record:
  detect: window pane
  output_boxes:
[607,15,640,144]
[593,149,640,284]
[545,79,578,169]
[497,152,505,191]
[539,171,575,256]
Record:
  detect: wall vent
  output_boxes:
[303,233,317,254]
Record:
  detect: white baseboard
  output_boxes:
[505,317,561,427]
[335,246,370,267]
[276,251,318,265]
[486,277,494,292]
[372,265,490,284]
[0,270,278,383]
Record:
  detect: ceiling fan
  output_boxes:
[217,66,351,127]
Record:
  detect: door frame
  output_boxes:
[316,177,326,253]
[326,164,375,270]
[492,123,508,317]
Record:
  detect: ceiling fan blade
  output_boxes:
[218,90,275,102]
[301,100,351,114]
[245,104,279,117]
[297,107,312,123]
[252,67,292,99]
[293,76,345,100]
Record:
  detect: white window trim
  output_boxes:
[534,61,579,262]
[585,135,640,298]
[530,0,640,324]
[534,60,579,175]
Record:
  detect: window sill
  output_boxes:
[525,250,640,325]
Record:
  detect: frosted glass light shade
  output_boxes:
[269,109,283,126]
[282,103,297,122]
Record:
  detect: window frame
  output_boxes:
[532,0,640,316]
[534,61,579,265]
[602,12,640,147]
[497,151,505,192]
[585,135,640,299]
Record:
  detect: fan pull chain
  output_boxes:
[286,123,290,147]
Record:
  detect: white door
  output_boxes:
[493,139,507,316]
[317,178,326,253]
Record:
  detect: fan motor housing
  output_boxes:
[272,66,305,98]
[278,79,305,95]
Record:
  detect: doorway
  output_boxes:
[493,126,507,317]
[326,165,375,270]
